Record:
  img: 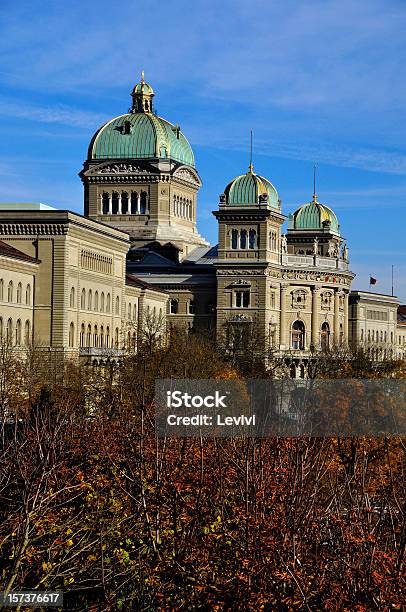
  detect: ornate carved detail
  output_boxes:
[281,268,352,286]
[98,163,149,174]
[0,224,67,236]
[228,314,253,323]
[229,279,252,287]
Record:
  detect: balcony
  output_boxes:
[79,347,125,357]
[282,254,349,271]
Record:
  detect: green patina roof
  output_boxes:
[223,170,279,207]
[89,112,195,167]
[288,196,340,233]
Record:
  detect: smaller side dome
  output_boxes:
[288,194,340,233]
[222,169,279,207]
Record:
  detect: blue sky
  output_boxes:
[1,0,405,300]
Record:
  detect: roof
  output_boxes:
[0,240,38,264]
[223,170,279,207]
[0,202,56,210]
[288,195,340,233]
[398,305,406,324]
[126,274,168,294]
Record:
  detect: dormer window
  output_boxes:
[123,120,132,134]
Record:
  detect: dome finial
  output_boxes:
[141,69,145,84]
[249,129,254,173]
[131,72,154,113]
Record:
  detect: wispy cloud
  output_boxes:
[0,98,107,129]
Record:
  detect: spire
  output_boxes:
[313,163,318,202]
[141,69,145,83]
[249,130,254,173]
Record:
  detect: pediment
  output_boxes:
[173,165,201,186]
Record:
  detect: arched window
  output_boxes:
[24,320,30,345]
[15,319,21,346]
[240,229,247,249]
[26,284,31,305]
[80,323,85,347]
[106,326,110,348]
[88,290,92,310]
[6,318,13,343]
[81,288,86,309]
[94,291,99,311]
[115,327,119,348]
[87,324,92,347]
[291,320,305,350]
[231,229,238,249]
[94,325,98,348]
[17,283,22,304]
[69,322,75,348]
[7,281,13,303]
[321,321,330,350]
[189,300,196,314]
[100,292,105,312]
[170,299,178,314]
[0,318,3,339]
[70,287,75,308]
[102,192,110,215]
[0,279,3,301]
[100,325,104,348]
[249,229,257,249]
[115,296,120,315]
[133,303,137,320]
[106,293,111,312]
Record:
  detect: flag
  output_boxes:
[370,276,377,285]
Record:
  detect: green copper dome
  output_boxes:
[88,73,195,167]
[288,195,340,233]
[223,168,279,207]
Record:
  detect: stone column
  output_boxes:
[136,192,141,214]
[145,194,149,214]
[334,290,340,345]
[311,286,320,348]
[279,284,288,348]
[118,193,122,215]
[100,193,103,214]
[343,291,349,345]
[108,193,112,215]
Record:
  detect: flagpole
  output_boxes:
[391,265,394,296]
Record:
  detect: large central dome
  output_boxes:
[88,73,195,167]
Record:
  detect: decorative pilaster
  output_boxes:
[118,193,122,215]
[108,193,112,215]
[343,291,349,344]
[334,290,340,344]
[311,286,320,348]
[99,193,103,214]
[279,284,288,348]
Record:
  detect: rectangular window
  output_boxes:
[235,290,250,308]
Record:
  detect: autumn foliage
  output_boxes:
[0,337,405,610]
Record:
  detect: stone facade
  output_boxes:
[0,208,168,362]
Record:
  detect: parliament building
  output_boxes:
[0,73,404,367]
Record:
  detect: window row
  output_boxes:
[231,229,258,250]
[0,317,31,346]
[77,323,120,349]
[361,329,393,343]
[173,195,193,220]
[269,231,278,251]
[0,280,31,305]
[100,191,149,215]
[81,250,112,274]
[74,288,121,314]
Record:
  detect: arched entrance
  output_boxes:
[321,321,330,350]
[291,320,305,350]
